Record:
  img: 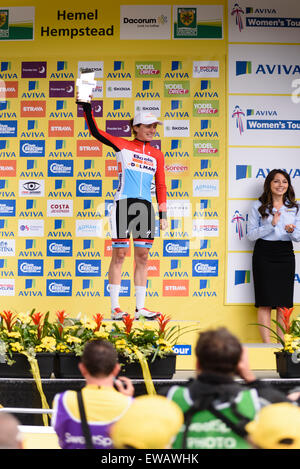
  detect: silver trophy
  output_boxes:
[76,69,97,103]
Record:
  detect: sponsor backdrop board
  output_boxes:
[0,0,228,352]
[228,0,300,43]
[1,0,300,346]
[227,0,300,341]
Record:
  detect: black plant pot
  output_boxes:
[53,352,177,380]
[0,353,55,378]
[275,351,300,378]
[118,353,177,379]
[53,353,81,379]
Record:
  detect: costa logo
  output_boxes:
[20,101,46,117]
[0,81,18,98]
[76,140,102,157]
[163,280,189,297]
[48,120,74,137]
[47,200,73,217]
[0,161,16,177]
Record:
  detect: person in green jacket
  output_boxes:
[167,327,290,449]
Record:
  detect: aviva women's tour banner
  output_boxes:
[227,0,300,336]
[3,0,277,350]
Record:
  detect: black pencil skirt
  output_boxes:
[252,239,295,309]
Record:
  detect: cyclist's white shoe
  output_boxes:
[135,308,161,320]
[111,308,129,320]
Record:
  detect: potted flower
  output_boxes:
[52,312,198,379]
[0,308,200,380]
[274,308,300,378]
[52,310,105,378]
[0,309,56,378]
[109,314,178,379]
[252,307,300,378]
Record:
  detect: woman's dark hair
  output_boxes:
[258,169,298,218]
[195,327,242,375]
[80,339,118,377]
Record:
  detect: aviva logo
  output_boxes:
[171,179,182,189]
[236,165,252,180]
[235,270,251,285]
[236,61,252,76]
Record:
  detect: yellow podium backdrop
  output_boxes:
[1,0,300,368]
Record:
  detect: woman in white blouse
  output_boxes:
[248,169,300,343]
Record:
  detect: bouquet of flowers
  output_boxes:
[0,309,55,365]
[0,309,199,365]
[253,307,300,354]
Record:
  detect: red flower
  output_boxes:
[93,313,104,332]
[156,314,171,336]
[279,307,294,333]
[122,315,134,334]
[31,312,44,340]
[31,311,43,326]
[56,310,68,336]
[0,310,17,332]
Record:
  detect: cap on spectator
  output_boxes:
[110,395,183,449]
[245,403,300,449]
[133,112,162,126]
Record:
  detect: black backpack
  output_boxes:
[180,383,252,449]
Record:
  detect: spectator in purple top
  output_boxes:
[51,340,134,449]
